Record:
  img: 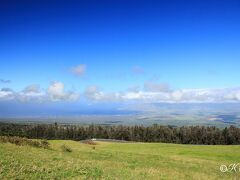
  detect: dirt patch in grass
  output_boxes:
[81,140,98,145]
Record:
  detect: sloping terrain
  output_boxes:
[0,140,239,179]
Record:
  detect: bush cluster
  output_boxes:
[0,136,50,149]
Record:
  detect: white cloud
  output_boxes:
[83,86,240,103]
[71,64,86,76]
[84,85,122,102]
[122,91,146,100]
[84,85,100,100]
[144,81,171,92]
[0,82,80,102]
[0,88,14,100]
[48,82,65,97]
[23,84,40,93]
[224,89,240,101]
[18,91,45,102]
[48,81,79,101]
[2,82,240,104]
[171,90,183,101]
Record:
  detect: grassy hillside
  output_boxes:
[0,140,240,179]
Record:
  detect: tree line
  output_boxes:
[0,122,240,145]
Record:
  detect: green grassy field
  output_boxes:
[0,140,240,180]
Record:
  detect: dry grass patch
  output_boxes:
[0,136,50,149]
[81,139,98,145]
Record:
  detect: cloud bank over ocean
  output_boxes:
[1,81,240,103]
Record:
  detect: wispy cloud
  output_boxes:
[127,85,141,93]
[84,85,124,102]
[132,66,144,75]
[70,64,86,76]
[23,84,40,93]
[0,79,11,83]
[84,85,100,100]
[144,81,171,92]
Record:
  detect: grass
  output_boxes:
[0,139,240,179]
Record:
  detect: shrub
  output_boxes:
[31,140,42,147]
[40,139,50,149]
[61,144,72,152]
[0,136,50,149]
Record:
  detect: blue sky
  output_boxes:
[0,0,240,116]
